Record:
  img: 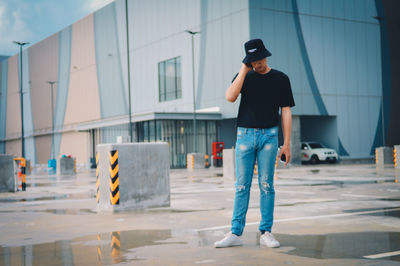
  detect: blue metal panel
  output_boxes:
[292,0,328,115]
[0,61,7,153]
[20,51,37,164]
[94,2,128,119]
[195,0,209,107]
[370,0,391,154]
[54,28,72,158]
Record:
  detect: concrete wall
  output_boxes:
[376,146,394,167]
[187,153,205,169]
[0,154,16,192]
[57,157,76,175]
[97,142,170,211]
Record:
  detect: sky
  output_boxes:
[0,0,115,56]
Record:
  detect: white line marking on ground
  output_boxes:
[276,190,315,195]
[340,193,383,198]
[195,207,400,232]
[364,250,400,259]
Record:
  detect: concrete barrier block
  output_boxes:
[0,154,16,192]
[57,157,76,175]
[97,142,170,211]
[187,153,205,169]
[223,148,235,180]
[376,147,394,167]
[394,145,400,169]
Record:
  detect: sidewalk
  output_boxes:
[0,164,399,265]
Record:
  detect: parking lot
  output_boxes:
[0,163,399,265]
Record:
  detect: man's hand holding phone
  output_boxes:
[279,144,291,167]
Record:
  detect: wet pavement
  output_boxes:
[0,164,399,265]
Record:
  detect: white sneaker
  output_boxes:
[260,232,280,248]
[214,232,243,248]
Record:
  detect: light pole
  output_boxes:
[47,81,56,159]
[13,41,30,158]
[185,30,200,152]
[125,0,133,142]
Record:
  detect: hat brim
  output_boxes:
[242,49,272,64]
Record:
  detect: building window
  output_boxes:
[158,56,181,102]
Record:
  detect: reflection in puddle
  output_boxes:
[278,232,400,261]
[198,231,400,261]
[0,193,94,203]
[310,169,320,174]
[343,207,400,218]
[0,209,96,215]
[0,230,184,265]
[0,196,66,203]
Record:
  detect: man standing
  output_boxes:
[214,39,295,248]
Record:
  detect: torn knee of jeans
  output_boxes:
[264,144,272,150]
[261,182,273,192]
[236,185,246,192]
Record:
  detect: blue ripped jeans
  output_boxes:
[231,126,278,236]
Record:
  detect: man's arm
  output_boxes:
[226,63,252,102]
[279,106,292,166]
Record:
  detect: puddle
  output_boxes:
[0,230,185,265]
[285,179,398,188]
[0,196,66,203]
[0,193,94,203]
[379,198,400,202]
[0,209,96,215]
[146,207,225,214]
[278,232,400,261]
[343,207,400,218]
[198,231,400,261]
[26,183,56,187]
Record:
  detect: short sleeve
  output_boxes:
[280,75,295,107]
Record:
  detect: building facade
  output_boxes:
[0,0,394,168]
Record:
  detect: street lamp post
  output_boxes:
[47,81,56,159]
[13,41,30,158]
[125,0,133,142]
[185,30,200,152]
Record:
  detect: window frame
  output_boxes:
[158,56,182,102]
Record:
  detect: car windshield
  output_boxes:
[309,143,324,149]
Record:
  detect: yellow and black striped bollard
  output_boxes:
[394,147,397,168]
[204,154,209,168]
[109,150,120,205]
[21,159,26,191]
[96,152,99,203]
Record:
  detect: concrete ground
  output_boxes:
[0,163,399,265]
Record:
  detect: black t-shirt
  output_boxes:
[234,69,295,128]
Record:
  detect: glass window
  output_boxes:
[309,143,324,149]
[158,57,181,102]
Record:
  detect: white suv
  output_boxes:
[301,142,338,164]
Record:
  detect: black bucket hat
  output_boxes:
[242,39,272,64]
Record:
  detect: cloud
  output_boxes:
[82,0,115,13]
[0,1,36,56]
[0,0,115,56]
